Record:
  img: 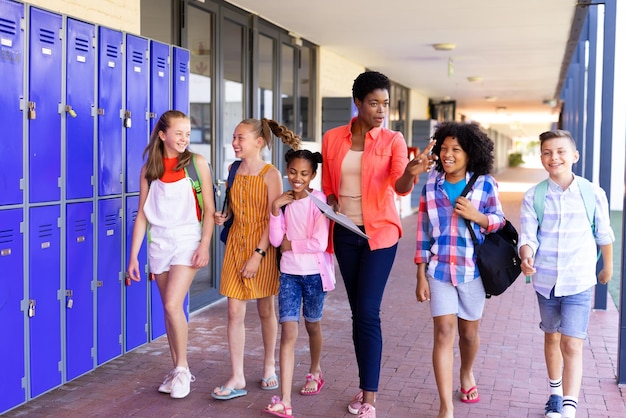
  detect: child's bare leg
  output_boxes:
[257,296,278,386]
[433,315,456,418]
[561,335,583,417]
[302,320,323,392]
[458,318,480,401]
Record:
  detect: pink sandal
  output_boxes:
[300,372,325,396]
[263,396,293,417]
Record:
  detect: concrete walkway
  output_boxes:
[6,166,626,417]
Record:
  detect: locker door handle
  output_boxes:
[97,108,105,115]
[96,280,103,287]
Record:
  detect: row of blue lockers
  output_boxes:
[0,0,191,414]
[0,0,190,206]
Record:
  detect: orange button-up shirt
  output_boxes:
[322,118,411,251]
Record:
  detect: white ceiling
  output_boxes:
[228,0,588,139]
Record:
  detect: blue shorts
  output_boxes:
[427,275,486,321]
[278,273,326,323]
[536,287,593,339]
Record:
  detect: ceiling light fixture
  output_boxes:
[467,76,483,83]
[433,43,456,51]
[485,96,498,102]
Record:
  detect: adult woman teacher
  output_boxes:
[321,71,433,418]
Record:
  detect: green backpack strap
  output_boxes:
[533,179,549,226]
[184,153,204,213]
[577,177,596,234]
[533,177,596,232]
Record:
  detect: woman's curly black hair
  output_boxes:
[352,71,391,101]
[285,149,323,173]
[431,122,494,175]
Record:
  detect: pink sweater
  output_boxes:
[269,189,335,291]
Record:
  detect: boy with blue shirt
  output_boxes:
[519,130,614,418]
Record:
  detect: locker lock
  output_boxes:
[66,290,74,309]
[123,110,132,128]
[28,300,36,318]
[28,101,36,120]
[125,272,131,286]
[65,105,77,118]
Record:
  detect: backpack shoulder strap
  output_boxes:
[227,160,241,187]
[577,177,596,233]
[533,179,548,227]
[184,154,203,209]
[461,173,480,246]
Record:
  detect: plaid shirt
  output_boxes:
[414,171,505,285]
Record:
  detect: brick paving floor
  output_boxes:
[5,167,626,417]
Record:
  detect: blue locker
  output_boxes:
[125,196,148,351]
[97,27,123,196]
[172,46,190,114]
[125,35,149,193]
[28,205,62,397]
[0,209,25,413]
[0,0,24,206]
[28,8,62,203]
[66,19,95,200]
[149,40,170,133]
[65,202,94,380]
[96,198,122,364]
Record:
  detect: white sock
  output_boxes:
[549,378,563,396]
[562,396,578,417]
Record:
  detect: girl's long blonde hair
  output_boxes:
[142,110,192,182]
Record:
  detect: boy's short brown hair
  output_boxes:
[539,129,577,150]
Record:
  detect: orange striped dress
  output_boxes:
[220,164,279,300]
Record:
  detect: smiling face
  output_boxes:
[159,117,191,157]
[287,157,316,199]
[232,122,262,159]
[355,88,389,128]
[439,136,469,181]
[540,136,579,181]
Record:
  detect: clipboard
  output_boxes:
[306,190,370,239]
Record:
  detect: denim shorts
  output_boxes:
[537,287,593,339]
[278,273,326,323]
[428,275,486,321]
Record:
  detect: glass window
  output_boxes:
[222,18,245,170]
[188,6,212,145]
[258,34,275,119]
[281,43,295,132]
[299,45,313,141]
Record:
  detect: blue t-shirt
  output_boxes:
[443,179,467,206]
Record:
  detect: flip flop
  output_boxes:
[300,372,325,396]
[263,395,293,417]
[460,386,480,403]
[211,386,248,400]
[261,374,279,390]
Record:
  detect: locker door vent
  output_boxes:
[0,17,17,36]
[130,210,138,223]
[177,61,187,73]
[74,36,90,52]
[72,218,88,233]
[38,223,54,238]
[104,213,117,228]
[39,28,55,45]
[0,227,16,244]
[106,44,119,59]
[156,56,166,69]
[131,50,143,64]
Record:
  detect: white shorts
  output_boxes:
[148,224,201,274]
[428,275,486,321]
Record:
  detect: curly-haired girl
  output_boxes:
[212,118,300,401]
[414,121,505,418]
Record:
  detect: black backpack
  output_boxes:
[461,173,522,297]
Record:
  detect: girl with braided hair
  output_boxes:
[212,118,300,401]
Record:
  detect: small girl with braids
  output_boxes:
[212,118,301,401]
[263,149,335,417]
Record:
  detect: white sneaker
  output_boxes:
[169,367,196,399]
[158,369,176,394]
